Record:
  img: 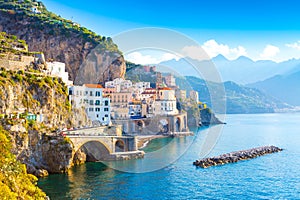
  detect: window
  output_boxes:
[96,114,99,118]
[80,91,82,96]
[89,100,93,105]
[96,91,101,96]
[105,114,108,117]
[105,100,109,106]
[90,91,93,96]
[76,91,79,95]
[96,108,100,112]
[85,91,88,95]
[89,108,93,112]
[95,100,100,105]
[104,107,109,111]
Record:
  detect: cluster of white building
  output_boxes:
[65,71,199,126]
[67,76,182,125]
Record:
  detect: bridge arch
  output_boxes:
[115,140,125,152]
[76,140,111,161]
[175,117,181,132]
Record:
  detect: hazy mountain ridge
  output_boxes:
[177,76,292,114]
[248,71,300,106]
[160,55,300,84]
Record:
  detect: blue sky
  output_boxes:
[42,0,300,63]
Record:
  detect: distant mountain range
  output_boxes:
[159,55,300,110]
[248,71,300,106]
[159,55,300,84]
[177,76,292,114]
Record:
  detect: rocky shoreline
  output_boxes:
[193,145,283,168]
[199,108,225,126]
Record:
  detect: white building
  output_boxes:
[189,90,199,102]
[129,101,142,118]
[140,88,156,100]
[105,78,150,96]
[46,61,73,85]
[154,87,178,116]
[128,101,147,118]
[132,81,151,99]
[68,84,111,125]
[105,78,133,92]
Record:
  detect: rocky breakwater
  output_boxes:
[193,146,283,168]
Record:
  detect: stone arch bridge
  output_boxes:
[64,128,144,161]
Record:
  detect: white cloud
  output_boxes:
[125,52,180,65]
[286,41,300,50]
[181,46,208,61]
[260,45,280,60]
[181,39,247,61]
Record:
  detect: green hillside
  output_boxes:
[0,0,119,51]
[177,76,292,114]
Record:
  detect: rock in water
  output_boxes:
[199,108,225,126]
[193,146,283,168]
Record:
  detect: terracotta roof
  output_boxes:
[84,84,103,88]
[158,87,172,90]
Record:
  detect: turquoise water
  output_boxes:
[38,113,300,199]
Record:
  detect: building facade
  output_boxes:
[46,61,73,85]
[189,90,199,102]
[164,73,176,87]
[105,78,133,92]
[68,84,111,125]
[154,88,178,116]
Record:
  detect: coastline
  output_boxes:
[137,135,170,149]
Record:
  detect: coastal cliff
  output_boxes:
[0,69,86,176]
[199,108,224,126]
[0,126,47,199]
[0,0,126,82]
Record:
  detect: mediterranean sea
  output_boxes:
[38,113,300,199]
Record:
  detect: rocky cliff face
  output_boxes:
[0,10,126,82]
[7,126,75,177]
[75,48,126,85]
[0,70,89,176]
[0,71,72,129]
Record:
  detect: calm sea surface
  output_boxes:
[38,113,300,199]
